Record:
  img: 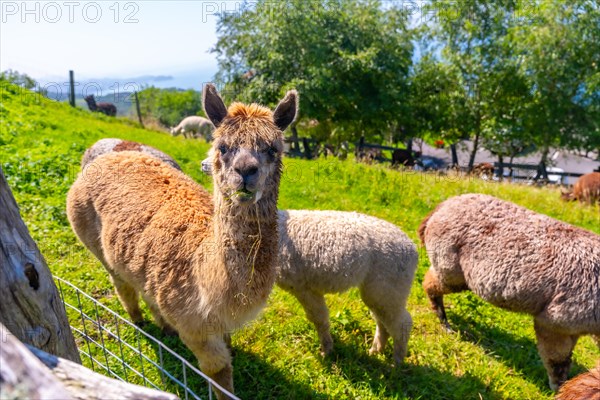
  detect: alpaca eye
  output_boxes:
[267,147,277,157]
[219,145,228,155]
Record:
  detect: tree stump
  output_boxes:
[0,166,80,362]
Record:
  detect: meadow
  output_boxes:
[1,82,599,399]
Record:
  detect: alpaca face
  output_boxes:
[202,83,297,206]
[213,137,282,205]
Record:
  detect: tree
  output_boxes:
[512,1,600,163]
[137,87,202,128]
[212,0,413,143]
[0,167,80,362]
[427,0,529,170]
[406,54,468,163]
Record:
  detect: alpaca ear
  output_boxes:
[273,90,298,132]
[203,83,228,128]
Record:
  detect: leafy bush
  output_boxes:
[136,87,202,128]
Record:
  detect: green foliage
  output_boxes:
[419,0,600,161]
[136,87,203,128]
[213,0,413,143]
[511,1,600,159]
[0,69,38,89]
[1,83,599,399]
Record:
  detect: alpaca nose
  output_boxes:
[236,166,259,184]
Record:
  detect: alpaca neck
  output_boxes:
[204,184,279,319]
[211,187,279,270]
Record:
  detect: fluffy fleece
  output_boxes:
[419,193,600,390]
[66,84,298,399]
[170,116,214,141]
[81,138,181,170]
[556,363,600,400]
[277,210,418,364]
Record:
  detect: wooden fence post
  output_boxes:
[68,70,75,107]
[134,91,144,128]
[0,167,80,363]
[302,137,312,160]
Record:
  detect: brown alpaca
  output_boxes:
[81,138,182,171]
[66,84,298,398]
[419,194,600,391]
[556,363,600,400]
[561,172,600,205]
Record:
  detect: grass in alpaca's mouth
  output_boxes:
[236,188,254,200]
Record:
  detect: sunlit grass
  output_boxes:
[1,83,598,399]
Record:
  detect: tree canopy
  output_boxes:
[212,0,413,142]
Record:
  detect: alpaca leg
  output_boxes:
[534,320,579,391]
[179,333,233,400]
[360,285,412,364]
[368,314,390,355]
[423,269,453,332]
[292,289,333,356]
[109,274,143,324]
[140,293,177,336]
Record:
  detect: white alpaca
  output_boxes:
[277,210,418,363]
[170,116,214,141]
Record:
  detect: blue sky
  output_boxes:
[1,1,230,89]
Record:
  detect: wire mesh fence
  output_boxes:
[54,276,240,400]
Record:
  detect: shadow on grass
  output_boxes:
[320,335,504,400]
[140,323,329,400]
[233,349,330,400]
[448,312,588,390]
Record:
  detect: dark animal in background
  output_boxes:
[392,149,422,167]
[84,95,117,117]
[561,172,600,205]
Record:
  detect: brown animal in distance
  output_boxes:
[67,84,298,398]
[561,172,600,205]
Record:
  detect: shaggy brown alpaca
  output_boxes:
[67,84,298,398]
[419,194,600,391]
[81,138,182,170]
[83,95,117,116]
[556,363,600,400]
[561,172,600,205]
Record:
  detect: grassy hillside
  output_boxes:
[1,82,599,400]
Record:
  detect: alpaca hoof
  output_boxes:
[162,325,178,337]
[134,320,148,328]
[442,322,455,334]
[320,344,333,358]
[368,346,381,356]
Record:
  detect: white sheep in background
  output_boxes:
[279,210,418,363]
[420,193,600,390]
[170,116,214,141]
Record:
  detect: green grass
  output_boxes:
[1,82,599,399]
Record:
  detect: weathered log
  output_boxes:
[28,344,180,400]
[1,323,75,399]
[0,166,80,362]
[1,322,180,400]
